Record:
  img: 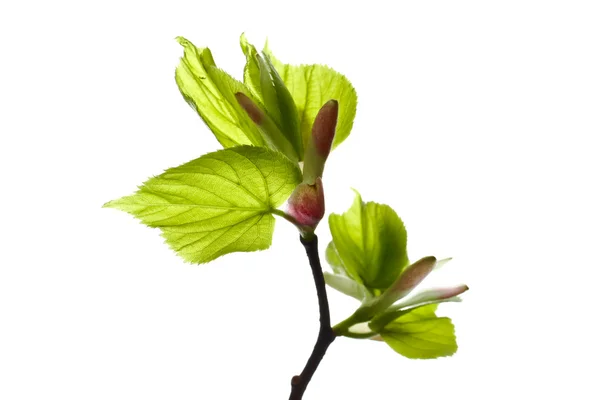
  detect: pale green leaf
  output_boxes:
[391,284,468,311]
[262,55,302,157]
[239,33,262,100]
[240,35,302,159]
[380,304,458,359]
[324,272,368,301]
[356,256,437,317]
[175,36,266,148]
[104,146,302,264]
[328,191,409,291]
[263,43,357,150]
[325,241,345,275]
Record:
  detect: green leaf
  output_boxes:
[263,43,357,151]
[380,304,458,359]
[324,272,369,301]
[360,256,437,317]
[240,34,302,160]
[104,146,302,264]
[262,55,303,157]
[175,36,266,148]
[239,34,262,100]
[325,240,372,301]
[325,241,345,275]
[328,191,409,292]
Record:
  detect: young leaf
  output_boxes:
[328,191,409,291]
[175,37,266,148]
[239,34,262,100]
[361,256,438,316]
[325,241,345,275]
[240,35,302,160]
[379,304,458,359]
[391,284,469,311]
[323,272,368,301]
[234,92,299,161]
[104,146,302,264]
[263,43,357,151]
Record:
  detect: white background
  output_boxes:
[1,1,599,399]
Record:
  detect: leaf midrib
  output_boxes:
[131,203,273,212]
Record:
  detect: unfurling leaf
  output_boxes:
[303,100,339,184]
[240,34,302,160]
[362,256,438,315]
[234,92,299,161]
[325,241,345,275]
[379,304,458,359]
[263,43,357,151]
[175,37,267,148]
[324,272,369,301]
[328,190,409,291]
[392,284,469,311]
[104,146,302,263]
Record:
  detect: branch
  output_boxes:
[289,234,336,400]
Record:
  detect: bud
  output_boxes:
[358,256,437,316]
[302,100,338,184]
[312,99,338,157]
[235,92,299,161]
[393,284,469,310]
[287,178,325,228]
[389,256,438,300]
[234,92,264,124]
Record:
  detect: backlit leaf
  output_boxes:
[328,191,409,291]
[175,36,266,148]
[263,43,357,151]
[380,304,457,359]
[104,146,302,263]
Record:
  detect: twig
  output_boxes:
[289,234,336,400]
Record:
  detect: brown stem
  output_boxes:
[289,234,336,400]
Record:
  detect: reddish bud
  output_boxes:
[287,178,325,228]
[302,100,338,184]
[390,256,437,299]
[312,100,338,158]
[430,284,469,300]
[235,92,264,124]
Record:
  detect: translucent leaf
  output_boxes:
[357,256,436,317]
[380,304,458,359]
[434,257,453,270]
[240,35,302,160]
[386,256,438,302]
[266,56,303,157]
[263,43,357,151]
[328,191,409,291]
[175,37,266,148]
[325,241,345,275]
[239,33,262,100]
[324,272,368,301]
[392,284,469,311]
[104,146,302,263]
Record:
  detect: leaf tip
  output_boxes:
[102,199,118,209]
[175,36,188,46]
[434,257,453,269]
